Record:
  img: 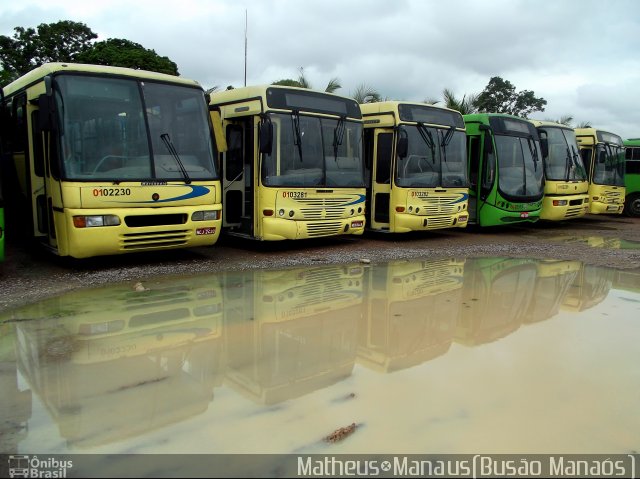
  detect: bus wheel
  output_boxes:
[625,194,640,217]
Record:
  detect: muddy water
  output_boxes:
[1,258,639,459]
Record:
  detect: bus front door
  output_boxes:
[223,122,253,236]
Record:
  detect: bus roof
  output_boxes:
[2,62,201,97]
[209,84,362,118]
[530,119,574,130]
[624,138,640,146]
[360,100,464,128]
[575,127,623,145]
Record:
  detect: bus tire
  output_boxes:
[624,193,640,217]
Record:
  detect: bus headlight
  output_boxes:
[191,210,220,221]
[73,215,121,228]
[552,200,568,206]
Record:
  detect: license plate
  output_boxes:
[196,227,216,235]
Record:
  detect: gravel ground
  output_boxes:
[1,214,639,312]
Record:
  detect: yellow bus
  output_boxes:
[0,63,222,258]
[209,85,366,240]
[360,101,469,232]
[575,127,625,214]
[530,121,589,220]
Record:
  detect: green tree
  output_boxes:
[76,38,178,75]
[0,20,97,83]
[475,76,547,117]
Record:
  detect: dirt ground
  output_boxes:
[1,214,639,312]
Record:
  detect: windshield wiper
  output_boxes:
[416,122,436,164]
[526,136,539,172]
[161,133,191,184]
[291,110,304,162]
[439,126,455,164]
[333,116,346,161]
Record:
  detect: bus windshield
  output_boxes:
[55,75,218,181]
[541,127,587,181]
[395,125,467,188]
[261,112,364,188]
[494,134,544,199]
[593,144,625,186]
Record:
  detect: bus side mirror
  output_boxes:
[396,137,408,158]
[540,138,548,158]
[259,119,273,155]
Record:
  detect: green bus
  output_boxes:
[623,138,640,216]
[463,113,544,226]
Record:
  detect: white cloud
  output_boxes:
[2,0,639,138]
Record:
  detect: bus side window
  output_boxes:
[375,132,392,184]
[580,149,592,179]
[467,136,479,189]
[226,125,244,182]
[363,129,373,186]
[481,135,495,195]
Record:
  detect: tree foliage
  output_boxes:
[272,67,341,93]
[76,38,178,75]
[0,20,180,86]
[351,83,382,104]
[475,76,547,117]
[441,88,479,115]
[0,20,97,83]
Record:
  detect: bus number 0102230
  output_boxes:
[93,188,132,197]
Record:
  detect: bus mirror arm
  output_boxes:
[38,94,55,132]
[396,137,408,159]
[259,117,273,155]
[540,138,548,158]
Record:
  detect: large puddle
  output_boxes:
[1,258,639,466]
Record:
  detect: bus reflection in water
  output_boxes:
[1,275,224,448]
[561,263,614,313]
[0,258,619,451]
[455,258,538,346]
[523,260,582,325]
[357,259,464,373]
[223,265,364,405]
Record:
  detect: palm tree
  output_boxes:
[442,88,478,114]
[272,67,341,93]
[576,121,592,128]
[351,83,382,104]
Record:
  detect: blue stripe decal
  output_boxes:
[451,193,469,204]
[108,185,211,204]
[343,194,367,206]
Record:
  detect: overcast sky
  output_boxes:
[1,0,639,140]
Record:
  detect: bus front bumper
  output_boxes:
[393,211,469,233]
[261,216,366,241]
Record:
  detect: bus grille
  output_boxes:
[414,195,461,215]
[604,191,624,203]
[306,222,343,237]
[565,206,585,218]
[427,216,455,228]
[121,230,189,250]
[296,197,355,220]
